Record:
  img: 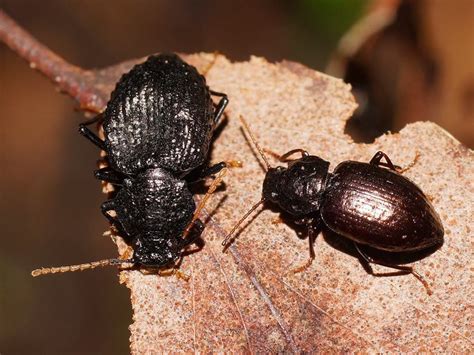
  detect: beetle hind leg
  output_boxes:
[354,243,433,295]
[369,151,398,171]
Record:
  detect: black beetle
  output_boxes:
[222,117,444,295]
[32,54,234,277]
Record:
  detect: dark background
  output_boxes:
[0,1,472,354]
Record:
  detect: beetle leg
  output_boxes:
[187,160,241,183]
[79,124,106,150]
[101,200,130,240]
[397,151,420,173]
[354,243,433,295]
[157,258,190,282]
[210,90,229,124]
[181,219,205,250]
[291,221,320,274]
[263,148,309,162]
[369,151,398,171]
[94,167,125,185]
[101,200,117,224]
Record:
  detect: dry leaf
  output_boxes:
[1,11,472,353]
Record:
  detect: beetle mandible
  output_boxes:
[222,117,444,295]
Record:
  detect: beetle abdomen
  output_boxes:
[321,161,443,251]
[103,54,214,175]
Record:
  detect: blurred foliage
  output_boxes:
[297,0,368,43]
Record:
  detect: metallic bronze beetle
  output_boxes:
[223,117,443,295]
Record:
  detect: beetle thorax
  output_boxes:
[262,156,330,217]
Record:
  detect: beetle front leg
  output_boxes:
[354,243,433,295]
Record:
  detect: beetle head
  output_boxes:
[262,166,285,203]
[132,236,181,268]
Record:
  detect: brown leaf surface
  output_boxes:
[1,11,472,353]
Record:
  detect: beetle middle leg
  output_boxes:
[354,243,433,295]
[94,167,125,185]
[291,219,321,274]
[187,160,241,183]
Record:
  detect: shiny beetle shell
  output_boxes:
[321,161,444,251]
[103,54,215,176]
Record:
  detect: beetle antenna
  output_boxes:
[31,258,134,277]
[221,198,266,248]
[239,116,272,171]
[182,168,228,239]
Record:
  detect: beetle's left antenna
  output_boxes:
[221,197,266,248]
[31,258,134,277]
[240,116,272,171]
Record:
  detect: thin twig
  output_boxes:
[0,9,106,112]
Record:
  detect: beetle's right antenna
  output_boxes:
[221,198,266,248]
[239,116,272,171]
[31,258,134,277]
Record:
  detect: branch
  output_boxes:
[0,9,105,112]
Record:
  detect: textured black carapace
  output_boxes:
[80,53,229,177]
[223,117,444,295]
[32,54,231,276]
